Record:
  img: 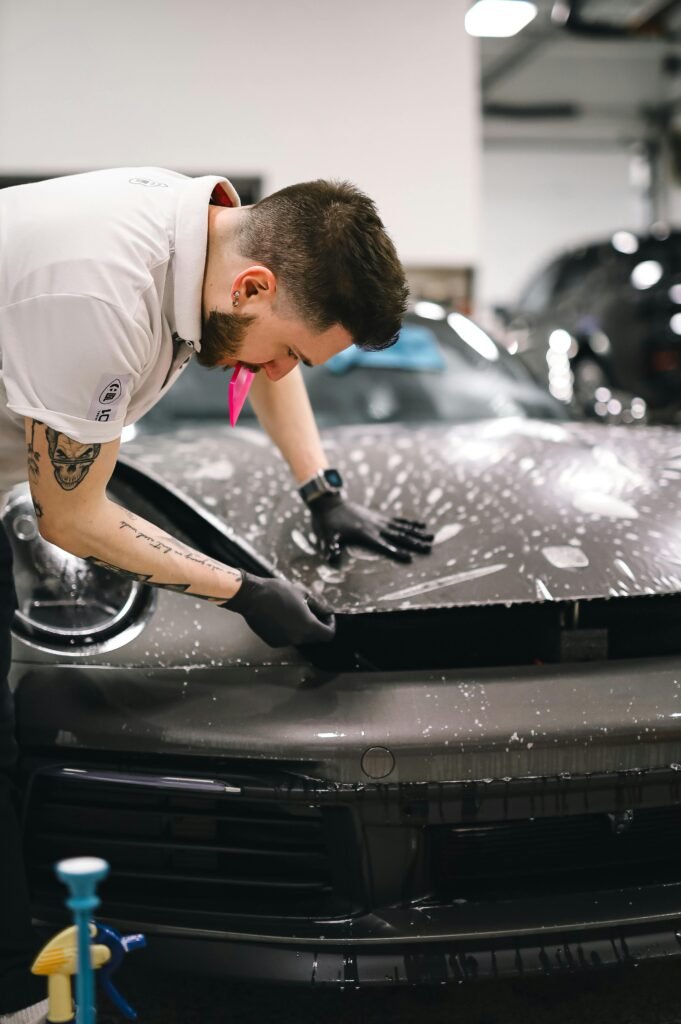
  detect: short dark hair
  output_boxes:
[236,180,408,350]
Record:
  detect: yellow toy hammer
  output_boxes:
[31,924,111,1024]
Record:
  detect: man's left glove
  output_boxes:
[307,492,434,564]
[225,571,336,647]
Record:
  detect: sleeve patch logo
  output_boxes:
[87,373,133,423]
[129,177,168,188]
[99,378,123,404]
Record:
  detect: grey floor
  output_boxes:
[98,958,681,1024]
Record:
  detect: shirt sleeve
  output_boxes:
[0,293,151,443]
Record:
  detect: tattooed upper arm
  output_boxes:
[24,418,120,540]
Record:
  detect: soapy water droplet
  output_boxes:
[433,522,464,545]
[291,530,316,555]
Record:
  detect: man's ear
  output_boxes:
[232,265,277,302]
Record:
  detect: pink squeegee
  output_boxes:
[228,363,256,426]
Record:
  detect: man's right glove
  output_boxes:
[224,571,336,648]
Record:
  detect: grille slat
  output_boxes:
[430,805,681,901]
[35,831,324,859]
[25,772,352,921]
[40,799,322,831]
[32,862,331,891]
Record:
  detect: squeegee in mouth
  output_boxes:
[228,363,256,426]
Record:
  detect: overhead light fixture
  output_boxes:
[465,0,538,37]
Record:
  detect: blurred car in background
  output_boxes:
[9,308,681,983]
[495,230,681,424]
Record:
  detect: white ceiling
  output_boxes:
[480,0,681,135]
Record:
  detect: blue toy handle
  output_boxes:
[56,857,109,1024]
[96,923,146,1020]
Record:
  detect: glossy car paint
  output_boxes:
[121,419,681,610]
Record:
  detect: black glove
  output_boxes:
[225,571,336,647]
[308,493,434,564]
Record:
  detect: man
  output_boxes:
[0,168,433,1020]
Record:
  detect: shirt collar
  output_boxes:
[172,175,240,351]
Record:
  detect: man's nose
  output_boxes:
[262,356,298,382]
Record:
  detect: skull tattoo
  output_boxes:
[46,428,101,490]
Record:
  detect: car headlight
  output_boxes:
[2,488,149,650]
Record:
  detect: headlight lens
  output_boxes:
[2,488,143,646]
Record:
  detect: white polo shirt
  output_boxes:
[0,166,240,496]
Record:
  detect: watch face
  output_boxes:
[324,469,343,488]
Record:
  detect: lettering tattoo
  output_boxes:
[117,521,240,576]
[46,428,101,490]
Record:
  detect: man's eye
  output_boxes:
[288,349,299,360]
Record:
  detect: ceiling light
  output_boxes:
[465,0,537,37]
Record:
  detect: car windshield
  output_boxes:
[143,312,568,432]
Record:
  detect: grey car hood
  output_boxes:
[124,418,681,613]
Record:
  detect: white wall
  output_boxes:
[477,36,662,312]
[0,0,481,267]
[478,139,647,309]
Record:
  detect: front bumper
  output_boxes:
[16,653,681,982]
[13,654,681,783]
[21,757,681,983]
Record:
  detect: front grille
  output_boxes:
[24,771,352,924]
[314,594,681,672]
[429,805,681,902]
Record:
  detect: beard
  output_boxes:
[197,309,256,368]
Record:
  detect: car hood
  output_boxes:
[123,418,681,613]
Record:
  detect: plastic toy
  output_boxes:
[31,857,145,1024]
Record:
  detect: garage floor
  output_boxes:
[97,958,681,1024]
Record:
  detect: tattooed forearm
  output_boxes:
[85,555,240,603]
[117,521,240,575]
[24,417,241,602]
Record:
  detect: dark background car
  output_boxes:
[495,230,681,424]
[8,309,681,985]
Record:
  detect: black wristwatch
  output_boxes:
[298,468,344,506]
